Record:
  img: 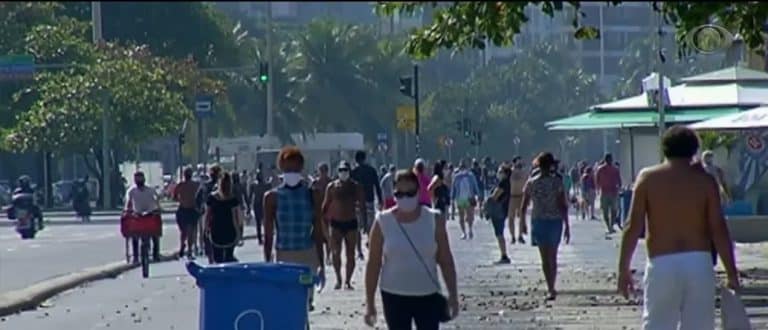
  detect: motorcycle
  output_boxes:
[72,180,92,223]
[6,190,43,239]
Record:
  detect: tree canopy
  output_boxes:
[0,3,226,183]
[375,2,768,59]
[419,39,603,160]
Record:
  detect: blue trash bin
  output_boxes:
[187,261,316,330]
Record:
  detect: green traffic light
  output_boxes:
[259,74,269,82]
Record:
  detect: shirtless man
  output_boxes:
[173,167,200,258]
[311,162,333,265]
[508,156,528,244]
[322,161,366,290]
[618,125,739,330]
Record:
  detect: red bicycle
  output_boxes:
[120,211,163,278]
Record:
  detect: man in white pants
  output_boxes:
[617,125,740,330]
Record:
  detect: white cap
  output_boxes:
[414,158,425,166]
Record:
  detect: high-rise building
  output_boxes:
[485,3,675,94]
[221,2,381,25]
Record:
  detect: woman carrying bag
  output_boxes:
[485,165,512,264]
[364,169,459,330]
[204,171,243,264]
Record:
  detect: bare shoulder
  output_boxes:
[264,189,277,201]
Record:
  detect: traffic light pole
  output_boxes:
[413,64,420,157]
[93,1,111,210]
[265,2,274,138]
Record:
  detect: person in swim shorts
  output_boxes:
[452,161,480,240]
[618,125,739,330]
[508,156,528,244]
[322,161,366,290]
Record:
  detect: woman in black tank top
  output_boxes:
[429,160,451,216]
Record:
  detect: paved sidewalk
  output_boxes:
[311,216,768,329]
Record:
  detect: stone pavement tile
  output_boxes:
[311,215,768,329]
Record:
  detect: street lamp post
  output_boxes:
[92,1,111,210]
[265,2,274,139]
[642,71,670,161]
[642,2,670,162]
[559,136,578,166]
[513,136,521,157]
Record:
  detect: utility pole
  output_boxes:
[92,1,111,210]
[399,64,420,158]
[599,3,608,155]
[178,119,188,180]
[265,2,274,138]
[413,64,420,157]
[656,3,667,145]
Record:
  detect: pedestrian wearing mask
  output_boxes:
[508,157,528,244]
[521,152,570,301]
[248,171,271,245]
[173,167,200,258]
[488,165,512,264]
[428,160,451,222]
[413,158,432,207]
[263,146,327,311]
[351,151,382,260]
[380,165,397,209]
[311,162,333,264]
[452,161,480,240]
[322,161,366,290]
[124,171,162,263]
[364,170,459,329]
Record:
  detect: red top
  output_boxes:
[595,163,622,197]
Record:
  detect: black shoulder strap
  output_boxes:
[394,214,442,292]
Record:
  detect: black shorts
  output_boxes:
[331,219,359,236]
[176,207,200,228]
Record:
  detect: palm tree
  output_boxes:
[282,20,403,143]
[615,33,722,98]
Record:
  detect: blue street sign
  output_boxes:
[195,95,214,119]
[377,133,388,144]
[0,55,35,81]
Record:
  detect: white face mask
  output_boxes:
[282,172,302,186]
[338,171,350,181]
[396,196,419,212]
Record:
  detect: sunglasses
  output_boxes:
[338,168,350,172]
[393,190,418,198]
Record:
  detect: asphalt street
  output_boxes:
[0,222,183,295]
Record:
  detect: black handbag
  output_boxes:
[395,219,452,323]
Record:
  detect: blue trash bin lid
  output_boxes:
[186,262,316,286]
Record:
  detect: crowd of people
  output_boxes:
[146,126,740,329]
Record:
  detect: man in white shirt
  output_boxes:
[124,171,161,262]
